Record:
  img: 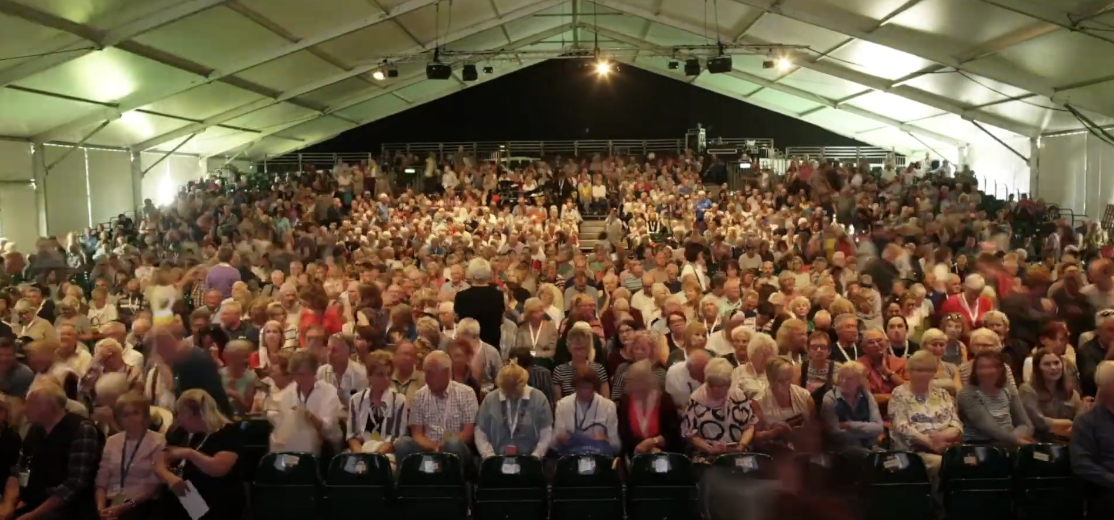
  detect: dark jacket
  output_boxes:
[617,392,683,457]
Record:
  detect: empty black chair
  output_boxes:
[628,453,697,520]
[324,453,394,519]
[239,418,272,483]
[701,453,778,520]
[1014,444,1081,520]
[475,456,547,520]
[252,452,321,520]
[710,453,775,479]
[552,454,621,520]
[941,445,1012,520]
[862,451,934,520]
[397,452,468,520]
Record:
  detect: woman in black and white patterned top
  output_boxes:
[682,358,758,465]
[552,326,610,402]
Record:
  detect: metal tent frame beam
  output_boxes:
[0,0,232,88]
[256,60,544,159]
[133,0,567,152]
[592,0,1040,137]
[28,0,447,144]
[720,0,1114,119]
[584,25,965,147]
[201,22,571,159]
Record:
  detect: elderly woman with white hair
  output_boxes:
[454,258,507,349]
[682,357,758,465]
[820,362,883,456]
[475,361,553,459]
[617,358,682,457]
[731,332,778,399]
[958,328,1018,390]
[889,350,963,485]
[919,328,962,395]
[514,297,558,359]
[940,273,992,331]
[752,357,816,453]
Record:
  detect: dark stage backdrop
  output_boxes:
[303,58,866,153]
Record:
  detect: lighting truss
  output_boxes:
[352,43,806,66]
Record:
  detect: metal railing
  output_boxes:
[784,146,906,167]
[379,138,775,160]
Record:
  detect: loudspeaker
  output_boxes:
[707,56,732,73]
[462,64,478,81]
[426,63,452,80]
[684,58,701,76]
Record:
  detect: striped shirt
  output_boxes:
[552,362,609,399]
[408,380,479,441]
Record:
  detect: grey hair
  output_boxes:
[423,350,451,371]
[95,372,130,399]
[746,332,777,361]
[456,317,481,339]
[467,258,493,284]
[982,310,1008,326]
[704,357,734,384]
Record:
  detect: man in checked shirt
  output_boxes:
[0,381,103,520]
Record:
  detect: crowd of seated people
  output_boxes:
[0,148,1111,520]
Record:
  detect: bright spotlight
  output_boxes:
[777,58,792,72]
[595,60,612,75]
[372,69,386,81]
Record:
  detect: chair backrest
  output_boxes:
[711,453,775,479]
[398,452,465,486]
[239,418,273,446]
[1014,443,1071,478]
[864,451,930,484]
[629,453,695,487]
[256,452,321,485]
[942,445,1010,480]
[326,453,393,486]
[554,454,620,488]
[479,456,546,489]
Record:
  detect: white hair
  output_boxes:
[746,332,777,361]
[665,294,686,308]
[456,317,481,339]
[704,357,734,384]
[467,258,493,284]
[964,273,986,291]
[685,348,711,368]
[423,350,451,371]
[699,294,720,308]
[982,310,1009,326]
[1096,360,1114,388]
[969,327,1001,348]
[95,372,130,398]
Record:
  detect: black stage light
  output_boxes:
[667,61,679,70]
[707,56,732,73]
[387,68,399,78]
[483,66,494,74]
[462,64,478,81]
[426,62,452,80]
[762,60,775,69]
[684,58,701,76]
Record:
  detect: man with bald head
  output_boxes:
[665,348,711,408]
[630,273,656,317]
[0,381,102,520]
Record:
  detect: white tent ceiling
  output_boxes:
[1,0,1113,162]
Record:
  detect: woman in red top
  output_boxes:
[298,284,343,348]
[617,360,682,458]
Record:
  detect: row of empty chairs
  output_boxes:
[237,419,1084,520]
